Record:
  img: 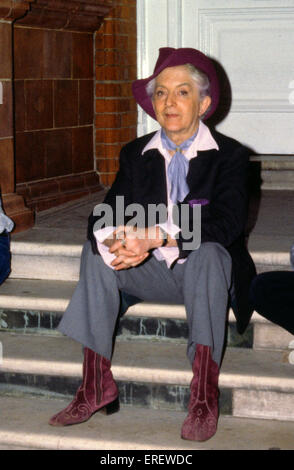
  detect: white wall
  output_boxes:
[137,0,294,154]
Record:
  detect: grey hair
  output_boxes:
[146,64,211,101]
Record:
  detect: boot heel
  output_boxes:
[101,397,120,415]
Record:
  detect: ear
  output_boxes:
[199,95,211,117]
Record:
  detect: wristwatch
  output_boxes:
[158,226,168,247]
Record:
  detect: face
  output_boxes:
[152,65,211,145]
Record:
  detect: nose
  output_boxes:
[165,91,176,107]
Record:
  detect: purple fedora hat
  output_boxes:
[132,47,219,121]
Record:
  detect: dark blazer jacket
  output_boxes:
[88,129,256,334]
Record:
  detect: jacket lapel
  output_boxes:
[136,149,168,205]
[186,149,219,193]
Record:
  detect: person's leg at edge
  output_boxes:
[0,233,11,285]
[250,271,294,335]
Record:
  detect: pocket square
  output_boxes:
[188,199,209,207]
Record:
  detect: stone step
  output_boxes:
[251,155,294,190]
[1,395,294,450]
[9,231,292,281]
[0,395,294,450]
[0,279,293,350]
[247,234,292,272]
[10,230,83,281]
[1,332,294,422]
[9,188,294,281]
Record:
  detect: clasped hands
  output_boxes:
[104,225,164,271]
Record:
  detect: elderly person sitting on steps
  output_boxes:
[49,47,256,442]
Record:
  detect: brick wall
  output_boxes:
[0,13,34,232]
[0,19,14,197]
[95,0,137,187]
[14,26,102,211]
[0,0,137,219]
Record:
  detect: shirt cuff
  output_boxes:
[157,221,181,239]
[94,226,116,269]
[0,212,14,234]
[94,226,116,243]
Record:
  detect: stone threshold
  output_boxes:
[1,394,294,450]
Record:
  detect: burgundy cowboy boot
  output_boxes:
[181,344,219,442]
[49,347,119,426]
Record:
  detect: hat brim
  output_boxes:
[132,48,219,121]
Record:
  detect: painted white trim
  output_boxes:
[136,0,294,153]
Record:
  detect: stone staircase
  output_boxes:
[0,186,294,450]
[251,155,294,191]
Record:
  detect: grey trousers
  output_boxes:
[58,241,232,366]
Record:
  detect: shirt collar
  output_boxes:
[141,120,219,161]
